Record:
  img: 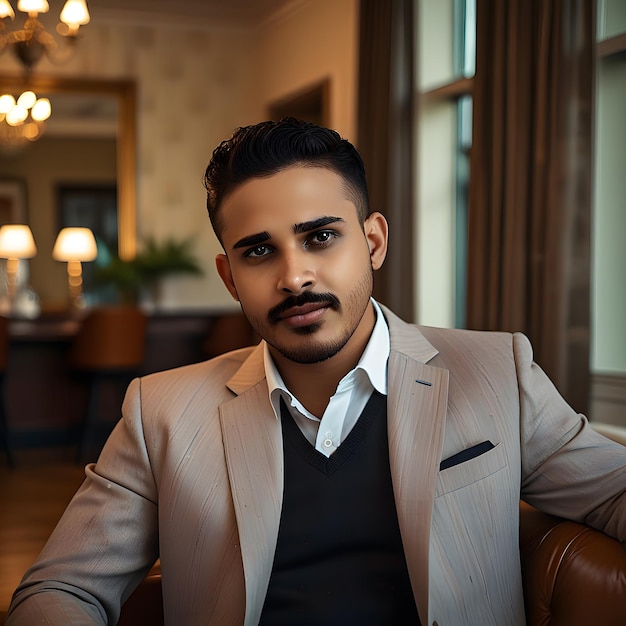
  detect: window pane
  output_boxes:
[419,0,455,90]
[592,54,626,372]
[460,0,476,77]
[419,0,476,91]
[597,0,626,40]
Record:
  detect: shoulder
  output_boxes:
[418,325,516,352]
[119,345,263,448]
[131,345,259,405]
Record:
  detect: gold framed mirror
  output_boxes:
[0,75,137,259]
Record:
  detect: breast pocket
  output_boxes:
[435,442,508,497]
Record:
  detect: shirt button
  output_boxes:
[323,438,333,448]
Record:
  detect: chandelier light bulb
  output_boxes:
[17,90,37,109]
[30,98,52,122]
[17,0,50,14]
[31,97,51,121]
[0,94,16,114]
[6,105,28,126]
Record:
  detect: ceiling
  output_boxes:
[86,0,300,27]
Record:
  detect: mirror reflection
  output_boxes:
[0,76,136,313]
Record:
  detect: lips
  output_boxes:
[268,292,340,327]
[278,302,330,327]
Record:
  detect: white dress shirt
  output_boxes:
[264,299,390,457]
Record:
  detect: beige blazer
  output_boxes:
[8,306,626,626]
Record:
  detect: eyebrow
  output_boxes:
[233,231,271,250]
[293,216,345,234]
[232,216,345,251]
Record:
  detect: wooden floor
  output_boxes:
[0,447,86,621]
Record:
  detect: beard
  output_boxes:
[242,265,374,365]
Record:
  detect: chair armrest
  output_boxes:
[520,501,626,626]
[117,563,163,626]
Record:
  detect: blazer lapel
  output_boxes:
[384,307,448,624]
[220,347,283,626]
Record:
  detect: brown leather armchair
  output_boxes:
[520,501,626,625]
[119,502,626,625]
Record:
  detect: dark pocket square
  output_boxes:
[439,440,495,471]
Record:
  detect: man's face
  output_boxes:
[215,166,387,365]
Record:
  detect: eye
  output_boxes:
[244,244,273,259]
[306,230,337,248]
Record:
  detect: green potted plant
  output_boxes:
[135,236,204,305]
[93,236,204,306]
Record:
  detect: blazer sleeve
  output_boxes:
[516,332,626,543]
[7,378,159,626]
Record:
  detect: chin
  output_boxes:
[272,334,347,365]
[291,322,322,336]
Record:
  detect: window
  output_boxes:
[416,0,475,328]
[591,0,626,376]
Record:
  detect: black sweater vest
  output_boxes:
[259,391,420,625]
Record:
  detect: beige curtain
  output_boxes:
[358,0,415,322]
[466,0,596,414]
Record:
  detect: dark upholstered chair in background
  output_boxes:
[203,311,258,359]
[70,306,147,463]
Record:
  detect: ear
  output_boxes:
[364,212,388,271]
[215,253,239,301]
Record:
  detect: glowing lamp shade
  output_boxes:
[0,1,16,19]
[0,224,38,260]
[53,227,97,309]
[53,227,97,262]
[60,0,90,27]
[17,0,50,13]
[0,224,37,305]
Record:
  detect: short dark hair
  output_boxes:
[203,118,369,241]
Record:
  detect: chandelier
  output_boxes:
[0,1,89,151]
[0,1,90,71]
[0,89,50,151]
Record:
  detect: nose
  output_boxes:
[276,249,316,295]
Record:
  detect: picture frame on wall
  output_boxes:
[268,78,330,126]
[0,178,28,225]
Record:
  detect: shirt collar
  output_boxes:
[264,298,390,419]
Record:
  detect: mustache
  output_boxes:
[268,292,340,324]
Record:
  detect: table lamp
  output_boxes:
[52,227,97,309]
[0,224,38,308]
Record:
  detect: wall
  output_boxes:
[0,0,360,311]
[250,0,359,142]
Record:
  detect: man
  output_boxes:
[8,119,626,625]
